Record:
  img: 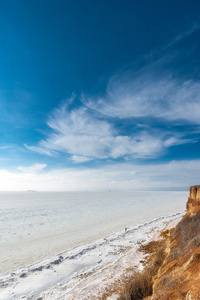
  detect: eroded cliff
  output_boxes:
[146,186,200,300]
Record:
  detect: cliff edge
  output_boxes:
[145,186,200,300]
[187,185,200,214]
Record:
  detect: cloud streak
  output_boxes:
[25,101,190,161]
[25,25,200,163]
[83,24,200,123]
[18,163,47,173]
[84,74,200,123]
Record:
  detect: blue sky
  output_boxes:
[0,0,200,191]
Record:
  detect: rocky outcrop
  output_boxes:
[187,185,200,213]
[147,185,200,300]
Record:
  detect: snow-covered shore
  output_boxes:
[0,212,183,300]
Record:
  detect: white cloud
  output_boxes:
[0,160,200,191]
[25,27,200,162]
[71,155,93,163]
[25,101,190,161]
[170,23,200,46]
[18,163,47,173]
[44,106,114,159]
[24,144,54,156]
[83,75,200,123]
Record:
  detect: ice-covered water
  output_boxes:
[0,212,183,300]
[0,191,187,273]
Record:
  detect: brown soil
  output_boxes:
[109,186,200,300]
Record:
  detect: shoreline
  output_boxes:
[0,191,187,275]
[0,212,183,300]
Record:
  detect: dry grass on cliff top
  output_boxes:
[117,240,166,300]
[169,211,200,259]
[101,212,200,300]
[147,212,200,300]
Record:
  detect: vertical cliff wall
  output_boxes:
[147,185,200,300]
[187,185,200,213]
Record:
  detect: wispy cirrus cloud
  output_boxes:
[25,25,200,163]
[24,144,54,156]
[168,22,200,47]
[83,74,200,123]
[25,99,190,162]
[83,23,200,123]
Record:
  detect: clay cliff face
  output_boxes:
[145,186,200,300]
[187,185,200,214]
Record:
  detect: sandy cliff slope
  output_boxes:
[146,186,200,300]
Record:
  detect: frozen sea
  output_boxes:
[0,191,187,274]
